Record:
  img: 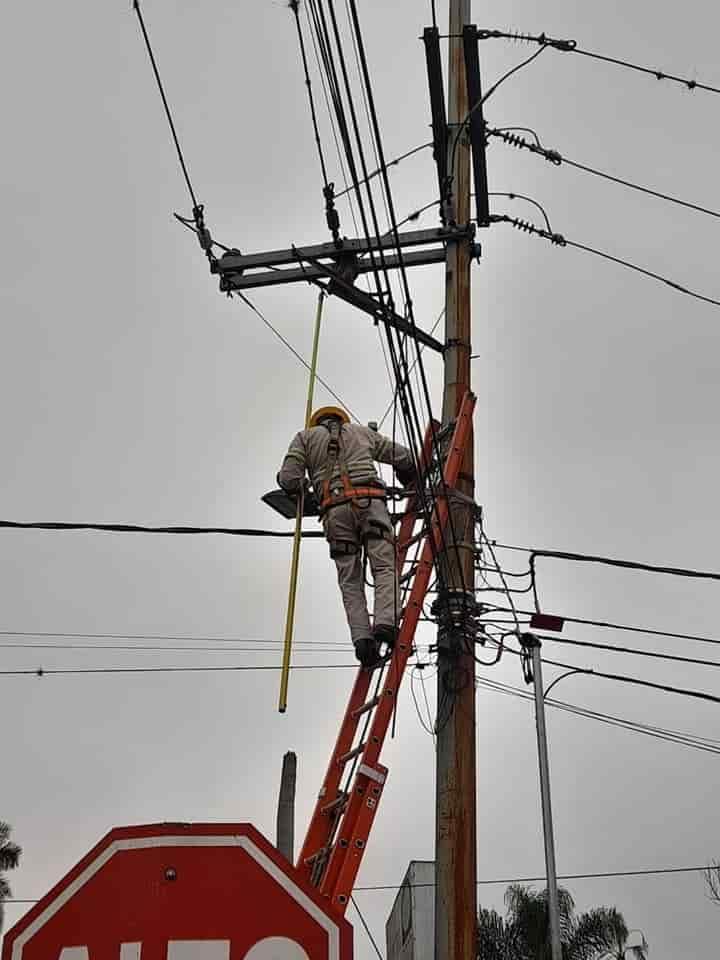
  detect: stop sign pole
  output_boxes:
[2,823,352,960]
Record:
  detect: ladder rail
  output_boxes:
[322,393,476,911]
[296,419,439,882]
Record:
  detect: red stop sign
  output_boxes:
[2,823,352,960]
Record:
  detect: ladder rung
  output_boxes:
[321,792,348,815]
[351,695,380,719]
[338,743,366,765]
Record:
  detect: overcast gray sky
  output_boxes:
[2,1,720,958]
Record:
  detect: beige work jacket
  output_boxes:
[278,423,413,495]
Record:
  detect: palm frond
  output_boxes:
[477,907,514,960]
[0,841,21,871]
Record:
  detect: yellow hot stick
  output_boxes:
[278,290,326,713]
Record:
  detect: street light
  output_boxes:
[519,632,563,960]
[518,637,649,960]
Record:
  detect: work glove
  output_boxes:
[276,472,304,496]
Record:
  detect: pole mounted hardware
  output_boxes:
[529,611,565,632]
[432,588,483,652]
[212,226,479,353]
[462,25,490,227]
[212,225,477,291]
[423,26,450,223]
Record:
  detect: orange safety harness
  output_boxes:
[319,421,386,514]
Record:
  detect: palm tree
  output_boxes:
[477,884,648,960]
[0,822,22,934]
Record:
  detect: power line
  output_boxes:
[232,292,360,421]
[376,306,445,430]
[489,192,554,233]
[301,0,402,430]
[504,643,720,707]
[0,643,349,653]
[473,29,720,96]
[132,0,199,209]
[290,0,331,190]
[564,155,720,220]
[547,635,720,669]
[477,675,720,756]
[448,45,550,187]
[482,45,548,104]
[0,520,323,538]
[355,863,709,891]
[492,214,720,310]
[565,236,720,309]
[334,141,433,200]
[0,629,350,647]
[483,603,720,649]
[317,0,465,589]
[0,663,357,678]
[572,44,720,96]
[350,895,383,960]
[488,541,720,583]
[348,4,469,588]
[488,127,720,221]
[5,862,711,906]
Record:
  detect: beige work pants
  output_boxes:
[323,498,399,642]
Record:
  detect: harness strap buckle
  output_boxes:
[329,539,359,558]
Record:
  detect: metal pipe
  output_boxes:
[527,635,562,960]
[278,291,326,712]
[276,751,297,861]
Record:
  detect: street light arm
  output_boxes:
[543,668,585,700]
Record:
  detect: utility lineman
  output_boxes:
[278,406,415,667]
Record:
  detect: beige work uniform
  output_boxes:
[278,423,413,643]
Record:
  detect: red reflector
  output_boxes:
[530,613,565,632]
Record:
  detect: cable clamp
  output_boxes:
[475,27,576,52]
[323,182,342,248]
[192,204,217,269]
[431,589,483,654]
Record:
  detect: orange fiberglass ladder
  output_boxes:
[297,390,476,914]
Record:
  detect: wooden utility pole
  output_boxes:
[435,0,477,958]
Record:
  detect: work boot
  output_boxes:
[373,624,398,656]
[353,636,381,669]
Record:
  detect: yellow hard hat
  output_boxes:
[309,405,350,428]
